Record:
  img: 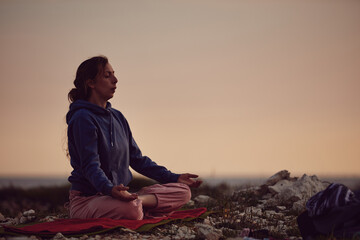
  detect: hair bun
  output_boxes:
[68,88,79,102]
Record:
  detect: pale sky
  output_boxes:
[0,0,359,178]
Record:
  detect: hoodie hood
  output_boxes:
[66,100,115,147]
[66,100,112,124]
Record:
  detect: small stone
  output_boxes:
[186,200,195,207]
[53,232,67,240]
[79,235,88,240]
[195,223,222,240]
[19,216,28,224]
[40,216,58,222]
[23,209,35,217]
[14,216,20,225]
[203,218,211,225]
[276,206,286,211]
[120,228,136,234]
[0,213,5,222]
[194,195,215,204]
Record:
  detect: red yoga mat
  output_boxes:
[3,208,207,236]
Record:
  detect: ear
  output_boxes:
[86,79,95,89]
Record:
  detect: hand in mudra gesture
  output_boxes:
[111,184,138,201]
[177,173,202,188]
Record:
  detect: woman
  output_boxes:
[66,56,202,220]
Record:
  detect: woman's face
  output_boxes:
[89,63,118,101]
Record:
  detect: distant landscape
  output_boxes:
[1,174,360,190]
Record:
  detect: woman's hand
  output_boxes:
[177,173,202,188]
[111,184,138,201]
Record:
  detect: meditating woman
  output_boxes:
[66,56,202,220]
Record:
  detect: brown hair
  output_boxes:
[68,56,109,102]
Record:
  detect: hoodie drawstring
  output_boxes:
[109,110,114,147]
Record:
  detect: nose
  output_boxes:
[113,76,118,84]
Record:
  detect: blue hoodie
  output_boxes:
[66,100,180,196]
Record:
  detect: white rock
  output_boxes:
[0,213,5,222]
[195,223,222,240]
[276,206,286,211]
[120,228,136,234]
[203,217,211,225]
[186,200,195,207]
[265,173,329,212]
[79,235,88,240]
[194,195,215,204]
[53,232,67,240]
[266,170,290,186]
[23,210,35,217]
[19,216,28,224]
[14,217,20,225]
[177,226,185,238]
[40,216,58,222]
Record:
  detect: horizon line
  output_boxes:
[1,172,360,179]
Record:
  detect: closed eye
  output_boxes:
[104,71,115,78]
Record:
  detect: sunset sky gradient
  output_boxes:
[0,0,359,178]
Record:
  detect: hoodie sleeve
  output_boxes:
[125,120,180,183]
[70,113,114,195]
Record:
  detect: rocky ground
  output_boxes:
[0,170,347,240]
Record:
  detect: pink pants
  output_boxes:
[69,183,191,220]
